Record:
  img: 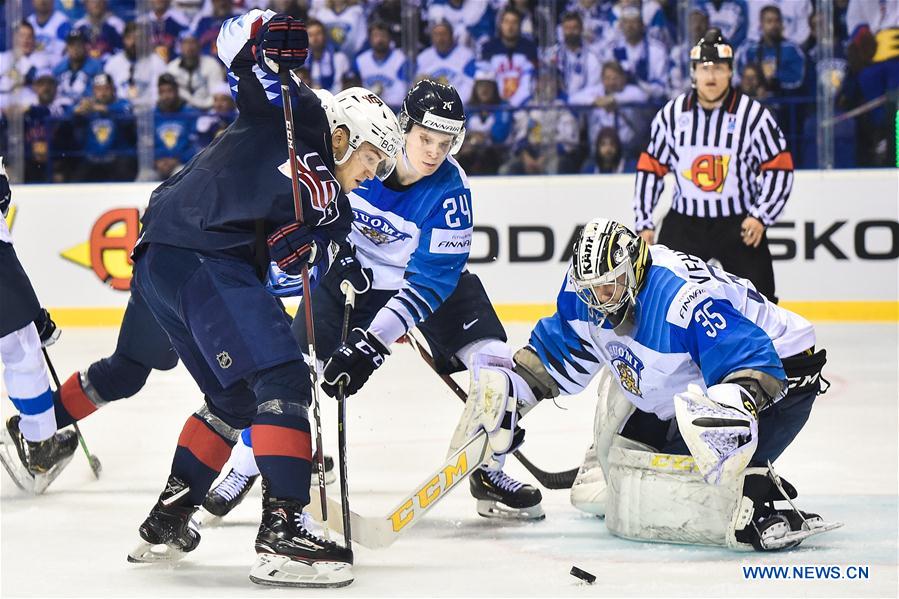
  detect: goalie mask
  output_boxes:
[314,87,403,179]
[399,79,466,155]
[571,218,651,327]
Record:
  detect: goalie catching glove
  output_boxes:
[321,328,390,398]
[674,383,758,485]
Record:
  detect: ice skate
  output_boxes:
[128,476,201,563]
[249,495,353,588]
[0,415,77,494]
[202,469,259,518]
[469,465,545,521]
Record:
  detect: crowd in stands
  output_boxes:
[1,0,897,182]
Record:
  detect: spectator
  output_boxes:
[1,22,56,113]
[570,60,649,160]
[581,127,632,174]
[739,62,768,99]
[23,73,68,182]
[340,69,362,90]
[502,71,582,175]
[368,0,421,49]
[563,0,616,51]
[53,30,104,108]
[195,82,236,149]
[697,0,749,49]
[268,0,308,21]
[747,0,812,46]
[456,69,512,175]
[845,0,899,165]
[70,73,136,181]
[138,0,190,63]
[417,20,476,104]
[551,11,602,98]
[105,21,169,107]
[668,6,709,97]
[427,0,497,52]
[354,21,408,108]
[190,0,237,56]
[153,74,196,179]
[480,7,537,108]
[609,0,671,48]
[311,0,367,59]
[306,18,350,94]
[736,5,806,93]
[27,0,72,59]
[166,31,226,110]
[509,0,537,40]
[173,0,205,23]
[607,6,669,101]
[74,0,125,62]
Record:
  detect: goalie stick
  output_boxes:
[404,332,579,490]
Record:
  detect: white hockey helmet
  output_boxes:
[314,87,402,179]
[571,218,651,326]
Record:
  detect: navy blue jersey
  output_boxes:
[137,10,351,264]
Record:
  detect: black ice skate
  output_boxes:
[249,496,354,588]
[128,475,201,563]
[202,468,259,518]
[469,466,545,520]
[0,415,77,494]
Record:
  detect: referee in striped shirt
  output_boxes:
[632,29,794,302]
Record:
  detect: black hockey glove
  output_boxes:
[267,222,327,275]
[322,328,390,398]
[34,308,61,347]
[331,250,372,297]
[255,14,308,75]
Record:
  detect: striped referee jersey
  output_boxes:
[633,88,794,231]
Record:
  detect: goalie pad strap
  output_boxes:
[513,346,559,400]
[722,368,784,410]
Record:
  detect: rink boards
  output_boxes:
[5,169,897,324]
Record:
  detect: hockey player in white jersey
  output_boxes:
[205,79,545,523]
[455,217,839,551]
[0,157,76,494]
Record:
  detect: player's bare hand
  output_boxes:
[740,216,765,248]
[638,229,655,245]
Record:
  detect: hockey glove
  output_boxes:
[33,308,61,347]
[266,222,327,275]
[255,14,308,75]
[674,383,759,485]
[0,156,10,217]
[322,328,390,398]
[331,250,372,297]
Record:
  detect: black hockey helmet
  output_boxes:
[690,28,733,68]
[399,79,466,154]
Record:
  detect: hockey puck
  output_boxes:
[570,566,596,584]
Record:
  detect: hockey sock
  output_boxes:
[232,428,261,477]
[2,324,57,441]
[87,352,152,402]
[53,372,101,427]
[249,362,313,503]
[171,404,243,505]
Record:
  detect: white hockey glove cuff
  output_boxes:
[674,383,758,485]
[449,367,519,458]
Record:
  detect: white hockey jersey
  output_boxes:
[354,48,407,108]
[528,245,815,419]
[416,44,476,106]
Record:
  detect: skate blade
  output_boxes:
[763,521,844,550]
[195,509,225,529]
[476,499,546,521]
[127,541,189,563]
[30,453,75,494]
[249,553,353,588]
[0,440,33,493]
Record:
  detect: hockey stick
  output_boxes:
[42,347,102,478]
[278,71,331,538]
[336,282,356,549]
[305,428,492,549]
[404,332,579,490]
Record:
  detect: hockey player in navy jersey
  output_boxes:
[455,217,838,551]
[205,79,546,524]
[125,9,402,587]
[0,157,76,495]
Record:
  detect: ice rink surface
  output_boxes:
[2,323,897,598]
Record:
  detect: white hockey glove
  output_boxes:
[674,383,758,485]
